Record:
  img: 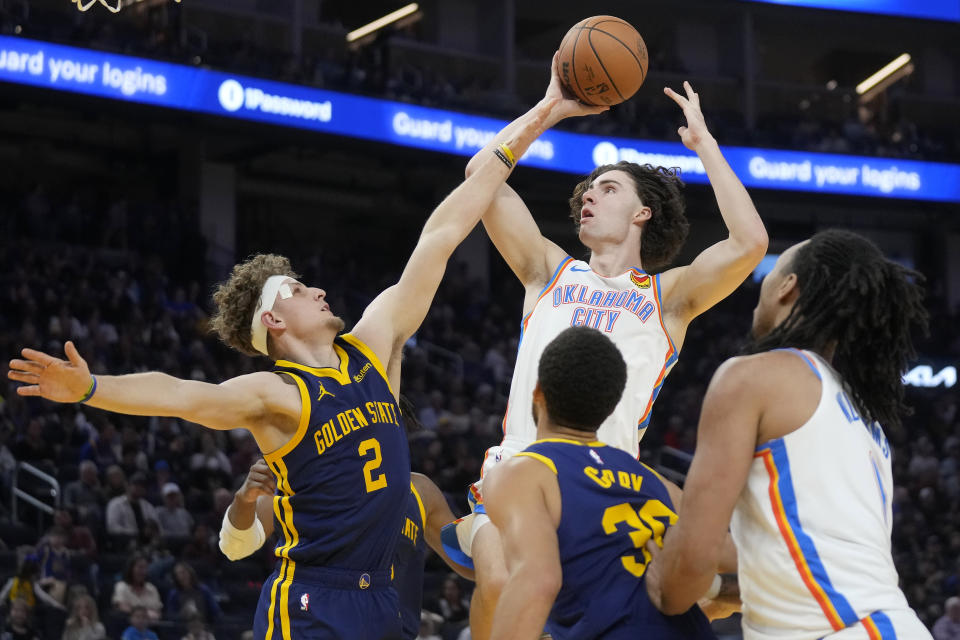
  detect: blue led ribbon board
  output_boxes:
[739,0,960,21]
[3,35,960,203]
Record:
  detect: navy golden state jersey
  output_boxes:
[394,483,427,640]
[264,333,411,572]
[519,439,715,640]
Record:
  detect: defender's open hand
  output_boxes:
[8,340,93,403]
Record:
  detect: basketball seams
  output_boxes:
[569,24,590,104]
[583,23,646,84]
[559,16,646,106]
[586,28,626,103]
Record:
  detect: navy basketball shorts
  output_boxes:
[253,563,402,640]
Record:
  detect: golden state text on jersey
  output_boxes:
[264,333,410,574]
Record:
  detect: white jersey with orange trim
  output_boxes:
[495,256,677,463]
[732,349,930,640]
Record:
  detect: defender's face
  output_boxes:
[270,279,342,335]
[577,170,647,246]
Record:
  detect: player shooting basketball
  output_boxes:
[446,50,768,640]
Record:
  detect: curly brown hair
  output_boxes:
[209,254,299,357]
[568,162,689,272]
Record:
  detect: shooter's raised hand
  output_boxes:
[664,81,714,151]
[542,51,610,123]
[8,340,94,403]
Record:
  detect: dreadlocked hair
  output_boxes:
[568,162,689,272]
[746,229,928,429]
[398,394,423,434]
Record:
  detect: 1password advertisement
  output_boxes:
[2,35,959,203]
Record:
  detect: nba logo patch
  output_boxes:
[630,272,651,289]
[300,593,309,612]
[359,573,371,589]
[590,450,604,466]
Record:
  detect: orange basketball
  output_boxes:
[557,16,648,106]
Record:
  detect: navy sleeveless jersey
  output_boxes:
[394,483,428,640]
[519,439,715,640]
[264,333,411,574]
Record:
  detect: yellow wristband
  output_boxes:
[498,143,516,166]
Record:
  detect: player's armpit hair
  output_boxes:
[209,254,299,357]
[744,230,928,429]
[568,162,689,273]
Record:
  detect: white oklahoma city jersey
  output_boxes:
[733,349,930,640]
[499,256,677,460]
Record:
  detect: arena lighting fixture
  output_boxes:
[346,3,420,43]
[72,0,180,12]
[856,53,913,99]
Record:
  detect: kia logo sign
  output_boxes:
[903,365,957,388]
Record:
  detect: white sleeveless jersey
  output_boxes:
[732,349,930,640]
[499,256,677,459]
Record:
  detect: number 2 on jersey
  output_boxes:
[601,500,677,578]
[358,438,388,493]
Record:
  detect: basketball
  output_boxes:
[557,16,648,106]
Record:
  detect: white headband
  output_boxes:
[250,275,293,356]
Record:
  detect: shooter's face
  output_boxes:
[577,170,649,248]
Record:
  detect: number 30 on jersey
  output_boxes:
[602,500,677,577]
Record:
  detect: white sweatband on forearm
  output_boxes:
[703,574,722,600]
[218,509,266,561]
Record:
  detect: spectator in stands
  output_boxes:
[79,421,120,471]
[12,418,56,470]
[103,465,127,500]
[416,611,444,640]
[0,557,65,614]
[181,616,216,640]
[62,593,106,640]
[166,562,220,625]
[111,555,162,622]
[418,390,448,431]
[52,508,97,560]
[119,606,158,640]
[34,526,72,604]
[105,472,159,550]
[179,524,219,580]
[0,597,41,640]
[189,433,232,488]
[63,461,104,531]
[433,574,469,637]
[157,483,193,542]
[146,460,173,506]
[140,519,176,587]
[0,425,16,497]
[935,597,960,640]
